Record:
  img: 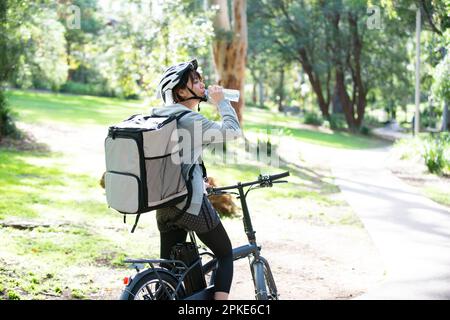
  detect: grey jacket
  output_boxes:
[151,99,242,215]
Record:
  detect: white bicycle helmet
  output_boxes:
[156,58,206,105]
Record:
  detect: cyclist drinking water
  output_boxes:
[151,59,241,300]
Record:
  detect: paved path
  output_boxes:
[331,146,450,299]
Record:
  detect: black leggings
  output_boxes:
[160,222,233,294]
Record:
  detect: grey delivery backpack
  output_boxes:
[104,111,192,232]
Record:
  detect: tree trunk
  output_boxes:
[348,13,366,129]
[442,101,449,132]
[0,90,5,142]
[328,10,367,132]
[332,83,343,114]
[335,67,356,131]
[258,76,264,108]
[277,68,284,112]
[252,82,256,104]
[249,67,257,104]
[66,41,73,81]
[0,1,8,140]
[298,49,330,119]
[211,0,247,124]
[0,0,7,83]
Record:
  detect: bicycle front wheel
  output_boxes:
[263,263,279,300]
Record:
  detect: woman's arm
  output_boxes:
[190,99,241,145]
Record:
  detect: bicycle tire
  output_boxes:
[126,272,185,300]
[264,264,279,300]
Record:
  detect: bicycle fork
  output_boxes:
[249,255,278,300]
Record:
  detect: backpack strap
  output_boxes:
[176,110,191,121]
[122,214,141,233]
[200,161,207,180]
[131,214,141,233]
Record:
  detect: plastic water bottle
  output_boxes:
[205,88,240,102]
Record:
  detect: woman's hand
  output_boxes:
[207,85,225,106]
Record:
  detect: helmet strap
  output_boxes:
[178,87,207,112]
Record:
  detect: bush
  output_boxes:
[420,106,442,129]
[328,113,347,130]
[245,100,269,110]
[363,114,383,128]
[60,81,115,98]
[0,90,21,140]
[360,125,371,135]
[393,137,423,161]
[422,133,450,175]
[303,111,324,126]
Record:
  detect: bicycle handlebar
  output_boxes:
[207,171,290,194]
[267,171,290,181]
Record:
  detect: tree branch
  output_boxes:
[420,0,443,36]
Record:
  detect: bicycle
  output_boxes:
[119,171,290,300]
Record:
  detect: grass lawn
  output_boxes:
[0,148,159,300]
[5,89,149,126]
[244,106,389,150]
[390,137,450,208]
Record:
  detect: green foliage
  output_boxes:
[90,0,215,99]
[422,133,450,175]
[0,90,21,140]
[363,114,383,128]
[431,35,450,104]
[7,290,21,300]
[393,137,424,161]
[60,81,114,98]
[3,0,216,100]
[11,5,68,91]
[421,104,442,129]
[395,133,450,176]
[359,125,371,136]
[303,111,324,126]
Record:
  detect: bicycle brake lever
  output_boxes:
[259,181,273,188]
[207,189,229,196]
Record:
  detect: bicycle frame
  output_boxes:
[187,180,281,300]
[120,172,289,300]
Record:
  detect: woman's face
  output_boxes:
[191,74,206,96]
[179,72,205,99]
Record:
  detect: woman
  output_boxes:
[152,59,241,300]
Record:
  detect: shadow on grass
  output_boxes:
[243,137,340,196]
[0,145,109,221]
[206,137,341,207]
[243,122,390,150]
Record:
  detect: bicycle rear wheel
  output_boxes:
[127,272,185,300]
